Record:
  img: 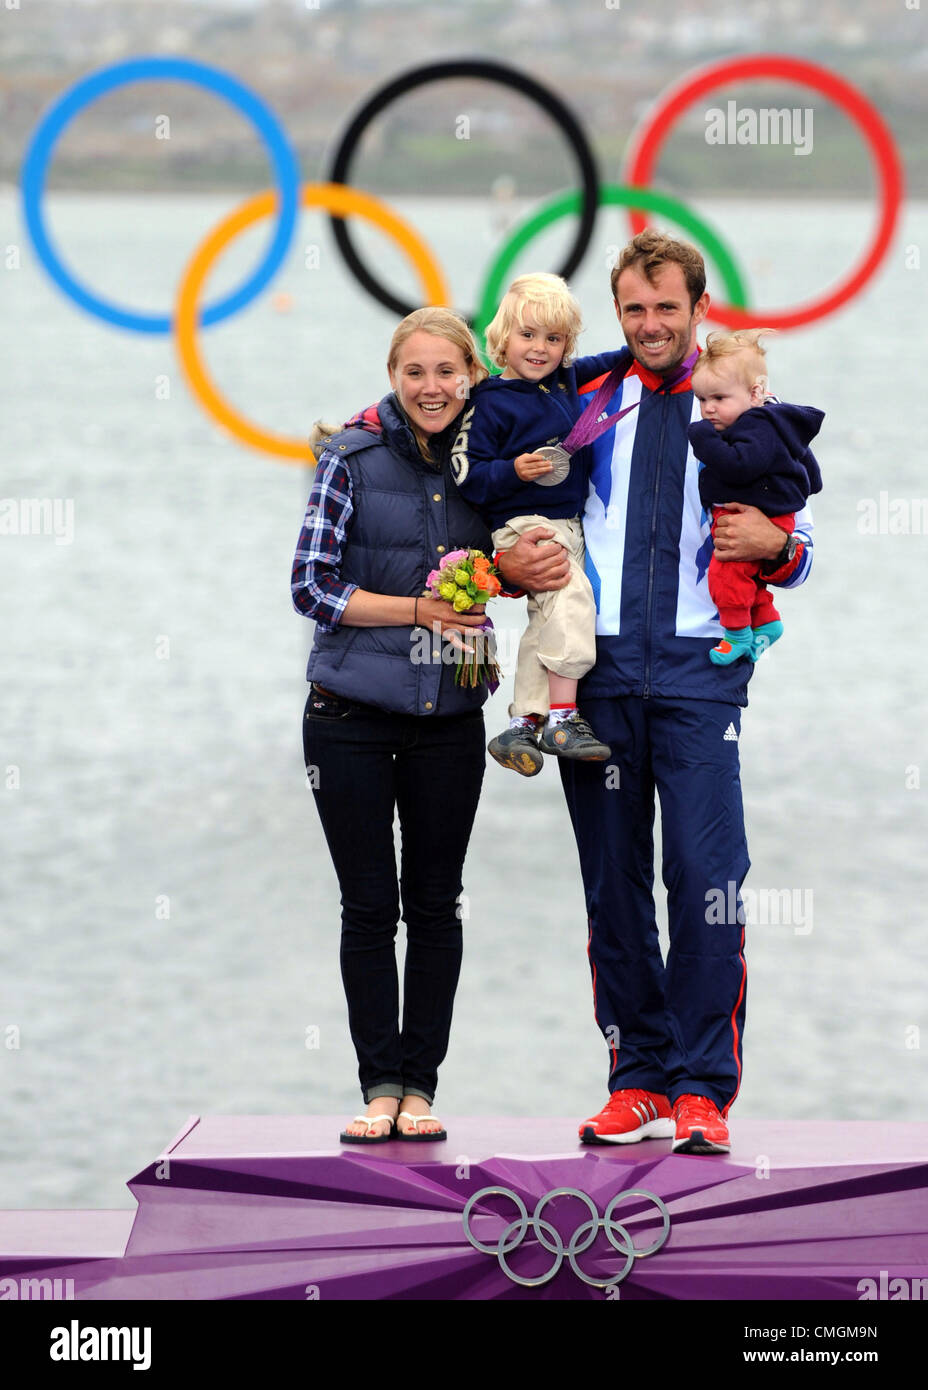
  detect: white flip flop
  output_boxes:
[396,1111,447,1142]
[340,1114,396,1145]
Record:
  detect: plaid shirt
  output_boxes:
[291,451,357,632]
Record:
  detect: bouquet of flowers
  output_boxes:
[424,549,502,690]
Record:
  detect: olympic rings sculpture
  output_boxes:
[21,54,903,462]
[175,182,450,462]
[462,1185,671,1289]
[326,58,600,323]
[21,57,301,334]
[624,54,904,331]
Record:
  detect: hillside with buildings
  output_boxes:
[0,0,921,194]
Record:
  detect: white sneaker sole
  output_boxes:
[580,1117,675,1145]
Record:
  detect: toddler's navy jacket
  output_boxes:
[689,401,824,515]
[451,350,629,531]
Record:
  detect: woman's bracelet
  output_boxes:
[413,596,420,628]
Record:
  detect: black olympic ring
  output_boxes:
[326,59,600,322]
[462,1185,671,1289]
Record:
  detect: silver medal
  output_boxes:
[532,444,571,487]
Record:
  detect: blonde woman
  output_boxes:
[292,309,492,1144]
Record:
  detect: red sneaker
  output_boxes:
[579,1089,674,1145]
[671,1094,730,1154]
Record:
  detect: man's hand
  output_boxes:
[712,502,788,562]
[514,451,554,482]
[497,526,570,593]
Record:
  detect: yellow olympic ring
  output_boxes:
[173,181,451,463]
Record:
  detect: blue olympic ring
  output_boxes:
[20,56,301,334]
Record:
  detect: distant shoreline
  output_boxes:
[3,184,895,202]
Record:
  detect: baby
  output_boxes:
[688,329,824,665]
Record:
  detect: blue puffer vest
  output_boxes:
[307,393,492,717]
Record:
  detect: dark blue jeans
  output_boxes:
[303,685,485,1106]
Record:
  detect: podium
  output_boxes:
[1,1117,927,1300]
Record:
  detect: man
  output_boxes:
[496,230,812,1154]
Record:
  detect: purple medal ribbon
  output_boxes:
[561,347,700,456]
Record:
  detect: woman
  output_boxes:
[292,308,492,1143]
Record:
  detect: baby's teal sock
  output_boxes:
[709,626,754,666]
[751,620,784,662]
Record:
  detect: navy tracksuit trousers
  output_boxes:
[559,695,750,1114]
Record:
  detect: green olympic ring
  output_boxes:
[474,183,749,357]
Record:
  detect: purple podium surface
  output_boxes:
[1,1117,927,1300]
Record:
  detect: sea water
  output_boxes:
[1,192,926,1207]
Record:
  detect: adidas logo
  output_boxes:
[723,723,739,742]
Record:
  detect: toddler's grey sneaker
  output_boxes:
[540,710,611,761]
[488,721,544,777]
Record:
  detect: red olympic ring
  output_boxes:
[624,54,904,330]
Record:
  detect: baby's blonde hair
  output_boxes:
[691,327,777,393]
[484,272,583,369]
